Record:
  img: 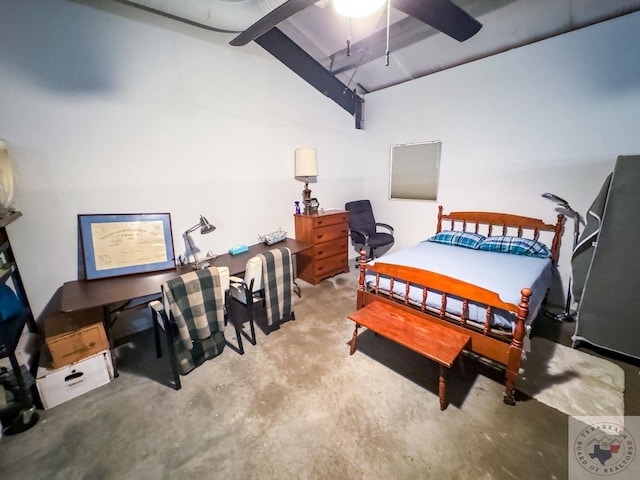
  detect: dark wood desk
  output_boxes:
[61,238,311,313]
[60,238,311,375]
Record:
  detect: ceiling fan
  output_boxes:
[230,0,482,47]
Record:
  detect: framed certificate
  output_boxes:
[79,213,175,280]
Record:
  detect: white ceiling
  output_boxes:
[125,0,640,94]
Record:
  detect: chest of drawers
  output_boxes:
[294,210,350,285]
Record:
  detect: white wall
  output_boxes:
[2,1,640,321]
[364,11,640,302]
[0,0,367,320]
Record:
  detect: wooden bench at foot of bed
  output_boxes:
[356,261,533,406]
[348,300,471,411]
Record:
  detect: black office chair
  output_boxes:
[345,200,394,261]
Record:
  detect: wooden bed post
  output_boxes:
[504,288,531,405]
[357,249,367,309]
[436,205,444,233]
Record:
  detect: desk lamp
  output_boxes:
[294,147,318,215]
[542,192,580,321]
[184,215,216,270]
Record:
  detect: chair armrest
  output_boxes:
[149,300,169,329]
[229,276,244,284]
[375,223,394,234]
[149,300,163,314]
[348,228,370,243]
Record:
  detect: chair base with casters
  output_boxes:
[148,266,229,390]
[345,200,395,263]
[350,240,394,264]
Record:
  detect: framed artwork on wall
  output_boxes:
[78,213,175,280]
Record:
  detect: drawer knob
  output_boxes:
[317,250,324,255]
[316,234,324,239]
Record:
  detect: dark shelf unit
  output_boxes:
[1,211,36,332]
[0,210,39,434]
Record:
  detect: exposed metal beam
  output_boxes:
[230,0,316,46]
[256,28,364,129]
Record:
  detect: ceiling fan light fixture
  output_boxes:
[333,0,386,18]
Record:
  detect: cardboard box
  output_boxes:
[43,306,103,338]
[44,308,109,368]
[36,350,113,410]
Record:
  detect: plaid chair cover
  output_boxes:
[258,247,294,327]
[163,267,226,374]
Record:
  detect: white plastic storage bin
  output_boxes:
[36,350,113,409]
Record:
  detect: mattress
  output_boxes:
[365,241,553,331]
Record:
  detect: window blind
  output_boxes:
[389,141,441,201]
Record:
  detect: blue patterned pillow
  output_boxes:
[427,230,485,250]
[478,236,552,258]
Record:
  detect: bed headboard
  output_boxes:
[436,205,564,265]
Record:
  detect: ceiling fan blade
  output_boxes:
[394,0,482,42]
[230,0,318,46]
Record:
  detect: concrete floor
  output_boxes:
[1,270,638,479]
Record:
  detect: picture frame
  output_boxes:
[78,213,175,280]
[309,197,319,214]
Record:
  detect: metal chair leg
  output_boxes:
[245,299,257,346]
[152,310,162,359]
[164,326,181,390]
[227,295,245,355]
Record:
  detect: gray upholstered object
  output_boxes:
[571,173,612,304]
[572,155,640,360]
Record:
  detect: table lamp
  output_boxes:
[542,192,580,321]
[294,147,318,215]
[184,215,216,269]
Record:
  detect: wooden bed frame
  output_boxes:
[354,206,564,405]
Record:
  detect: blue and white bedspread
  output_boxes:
[365,242,553,333]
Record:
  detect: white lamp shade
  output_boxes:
[294,148,318,178]
[334,0,386,18]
